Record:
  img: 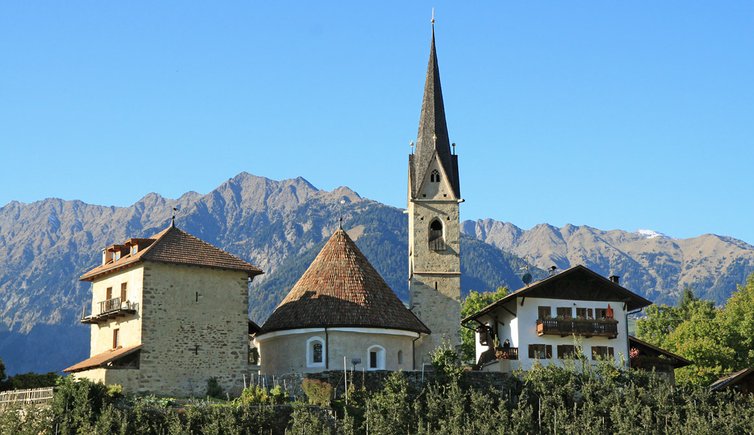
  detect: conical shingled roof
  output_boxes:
[259,229,430,334]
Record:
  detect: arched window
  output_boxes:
[306,336,325,368]
[430,169,440,183]
[367,345,386,370]
[428,219,445,251]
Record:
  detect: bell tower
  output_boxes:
[408,22,462,365]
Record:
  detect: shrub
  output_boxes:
[301,378,333,407]
[205,377,224,399]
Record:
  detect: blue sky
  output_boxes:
[1,2,753,244]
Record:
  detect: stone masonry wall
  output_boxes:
[137,262,250,397]
[409,196,461,364]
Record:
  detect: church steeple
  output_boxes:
[410,25,460,199]
[406,20,462,364]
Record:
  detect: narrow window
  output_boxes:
[120,283,127,303]
[434,282,438,290]
[106,287,113,301]
[537,306,551,319]
[306,337,325,368]
[428,220,445,251]
[113,329,120,349]
[397,350,403,365]
[430,169,440,183]
[557,307,572,319]
[576,308,587,318]
[367,345,385,370]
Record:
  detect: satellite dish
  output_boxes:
[522,273,533,285]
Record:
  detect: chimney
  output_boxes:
[609,275,620,285]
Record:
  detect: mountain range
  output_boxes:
[1,172,753,375]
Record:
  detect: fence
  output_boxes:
[0,387,55,409]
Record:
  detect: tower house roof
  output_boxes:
[80,225,263,281]
[259,229,430,335]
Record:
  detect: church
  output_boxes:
[255,23,464,372]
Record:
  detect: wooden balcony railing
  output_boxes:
[495,347,519,360]
[536,318,618,339]
[81,297,137,324]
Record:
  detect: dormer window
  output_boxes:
[130,244,138,255]
[428,219,445,251]
[430,169,440,183]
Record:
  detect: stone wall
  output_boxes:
[136,262,250,397]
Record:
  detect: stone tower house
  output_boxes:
[408,25,462,364]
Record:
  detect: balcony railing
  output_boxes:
[536,318,618,339]
[81,297,137,324]
[495,347,519,360]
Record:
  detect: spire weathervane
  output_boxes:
[431,8,435,25]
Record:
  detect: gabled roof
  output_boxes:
[629,335,691,368]
[80,225,263,281]
[63,344,142,373]
[462,265,653,323]
[259,229,430,335]
[410,25,460,199]
[710,367,754,392]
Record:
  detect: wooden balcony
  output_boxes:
[536,318,618,339]
[495,347,519,360]
[81,297,137,324]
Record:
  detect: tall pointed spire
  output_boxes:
[411,22,460,198]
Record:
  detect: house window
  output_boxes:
[557,307,572,319]
[591,346,615,360]
[430,169,440,183]
[397,350,403,365]
[367,345,385,370]
[306,337,325,368]
[557,345,578,359]
[528,344,552,359]
[130,244,138,255]
[120,283,127,303]
[537,306,551,319]
[428,220,445,251]
[106,287,113,301]
[113,329,120,349]
[575,308,587,318]
[596,308,608,319]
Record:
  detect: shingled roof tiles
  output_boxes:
[260,229,430,335]
[80,225,263,281]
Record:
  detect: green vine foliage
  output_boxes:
[4,367,754,434]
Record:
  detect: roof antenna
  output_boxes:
[452,142,456,155]
[431,8,435,26]
[171,207,177,227]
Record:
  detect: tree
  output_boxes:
[459,286,508,362]
[637,286,741,386]
[718,274,754,367]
